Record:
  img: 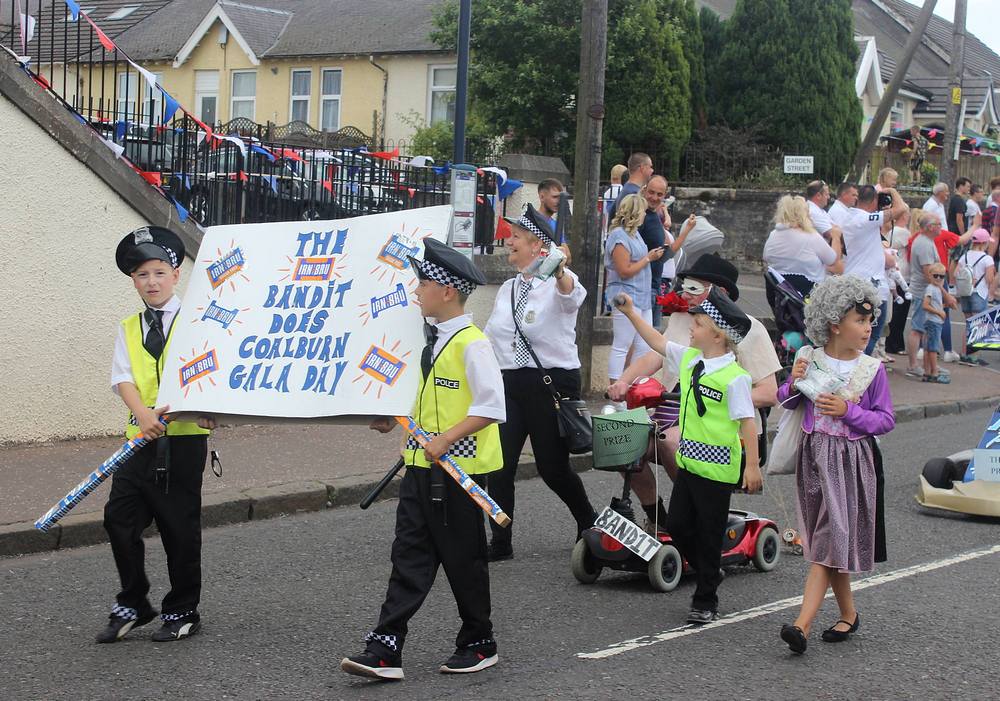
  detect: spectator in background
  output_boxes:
[602,164,628,233]
[536,178,564,233]
[805,180,842,244]
[607,152,653,222]
[947,177,972,235]
[957,229,994,366]
[922,182,949,227]
[983,188,1000,262]
[930,213,976,364]
[639,176,671,328]
[876,167,898,191]
[906,214,948,378]
[885,209,914,355]
[908,125,928,184]
[828,182,859,228]
[764,195,843,297]
[966,184,984,232]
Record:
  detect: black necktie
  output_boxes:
[420,323,438,378]
[691,360,707,417]
[144,309,165,360]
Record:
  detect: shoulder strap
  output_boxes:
[511,280,562,402]
[973,253,990,287]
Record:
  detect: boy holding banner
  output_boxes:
[97,226,214,644]
[341,238,506,681]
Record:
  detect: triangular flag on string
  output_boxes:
[169,195,189,222]
[370,147,400,160]
[250,144,276,162]
[222,135,247,162]
[114,120,127,141]
[275,147,303,162]
[161,91,179,125]
[432,162,451,176]
[322,178,333,193]
[100,135,124,158]
[19,14,37,46]
[139,171,162,187]
[173,172,191,190]
[905,139,912,146]
[259,174,279,194]
[499,178,523,201]
[928,128,938,138]
[407,187,416,198]
[237,171,248,182]
[495,216,512,240]
[65,0,81,22]
[84,13,116,52]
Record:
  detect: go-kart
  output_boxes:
[571,377,781,591]
[917,406,1000,516]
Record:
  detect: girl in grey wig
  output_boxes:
[805,276,880,347]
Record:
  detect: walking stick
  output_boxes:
[394,416,511,527]
[360,458,406,509]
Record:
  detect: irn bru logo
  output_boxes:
[377,233,419,270]
[207,248,245,289]
[293,256,336,281]
[180,349,219,387]
[359,345,406,386]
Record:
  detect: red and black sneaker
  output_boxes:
[439,641,498,674]
[340,650,403,681]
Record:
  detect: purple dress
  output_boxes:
[777,361,895,573]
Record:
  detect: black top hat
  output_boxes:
[407,237,487,295]
[115,226,185,275]
[504,203,557,246]
[677,253,740,301]
[689,287,751,344]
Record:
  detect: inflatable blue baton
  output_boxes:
[394,416,511,527]
[34,419,168,532]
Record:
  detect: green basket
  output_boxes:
[591,408,653,469]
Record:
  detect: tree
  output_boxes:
[699,6,725,125]
[660,0,706,131]
[713,0,861,178]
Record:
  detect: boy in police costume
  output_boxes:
[615,287,762,624]
[97,226,214,644]
[341,238,506,681]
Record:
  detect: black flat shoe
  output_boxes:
[487,542,513,562]
[821,612,860,642]
[780,624,807,654]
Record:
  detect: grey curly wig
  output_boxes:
[804,275,880,347]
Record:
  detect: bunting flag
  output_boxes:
[84,12,116,52]
[495,216,512,240]
[407,187,416,198]
[237,170,248,182]
[65,0,81,22]
[928,128,938,138]
[322,178,333,193]
[99,134,124,159]
[172,172,191,190]
[19,13,36,51]
[432,162,452,175]
[168,195,189,222]
[114,120,127,141]
[261,174,279,194]
[221,134,247,161]
[274,147,303,162]
[161,91,180,125]
[250,144,276,162]
[369,147,400,161]
[139,171,162,187]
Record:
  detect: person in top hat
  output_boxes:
[98,226,215,644]
[481,204,597,561]
[341,237,506,681]
[614,286,762,624]
[606,253,779,534]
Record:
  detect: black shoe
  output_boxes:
[686,608,719,625]
[340,649,404,681]
[150,613,201,642]
[487,542,513,562]
[95,604,158,643]
[821,612,860,643]
[780,623,808,654]
[440,641,498,674]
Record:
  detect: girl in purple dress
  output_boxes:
[777,276,895,654]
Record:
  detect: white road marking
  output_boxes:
[576,543,1000,659]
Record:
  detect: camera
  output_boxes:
[877,192,892,210]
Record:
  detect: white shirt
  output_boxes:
[429,314,506,422]
[961,250,994,299]
[922,196,947,226]
[808,200,834,234]
[111,294,182,394]
[828,200,852,227]
[966,198,982,221]
[484,270,587,370]
[842,208,889,300]
[661,230,677,280]
[762,224,837,282]
[663,342,755,422]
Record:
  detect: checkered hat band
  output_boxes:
[679,438,732,466]
[405,432,478,458]
[516,215,555,246]
[699,299,744,344]
[417,259,475,294]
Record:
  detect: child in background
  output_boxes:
[922,262,950,384]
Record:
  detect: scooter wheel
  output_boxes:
[921,457,960,489]
[648,544,683,592]
[752,527,781,572]
[571,538,603,584]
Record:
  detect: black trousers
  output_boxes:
[487,368,596,548]
[372,466,492,654]
[103,435,206,616]
[886,297,911,354]
[663,468,733,613]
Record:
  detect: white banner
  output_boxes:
[157,206,452,422]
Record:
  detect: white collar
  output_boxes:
[433,313,472,335]
[149,295,181,314]
[685,350,737,374]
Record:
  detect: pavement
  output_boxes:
[2,273,998,558]
[2,408,999,699]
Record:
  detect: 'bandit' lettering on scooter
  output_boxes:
[592,505,662,561]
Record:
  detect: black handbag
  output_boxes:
[510,282,593,454]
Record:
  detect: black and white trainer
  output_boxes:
[439,640,498,674]
[686,608,719,625]
[95,604,158,644]
[340,650,404,681]
[150,612,201,642]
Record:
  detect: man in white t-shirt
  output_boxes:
[805,180,840,241]
[828,182,858,228]
[966,184,984,231]
[842,184,906,355]
[922,182,950,227]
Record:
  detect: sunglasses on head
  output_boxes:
[679,280,710,296]
[932,274,946,279]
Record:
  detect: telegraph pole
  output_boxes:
[572,0,608,396]
[939,0,967,189]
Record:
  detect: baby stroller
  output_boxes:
[764,268,809,380]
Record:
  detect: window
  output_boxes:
[428,65,456,125]
[890,99,905,132]
[320,69,342,132]
[106,6,138,21]
[116,70,161,124]
[290,69,311,124]
[195,70,219,126]
[230,70,256,121]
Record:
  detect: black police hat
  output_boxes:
[407,237,487,295]
[504,203,557,247]
[690,287,752,344]
[678,252,740,301]
[115,226,185,275]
